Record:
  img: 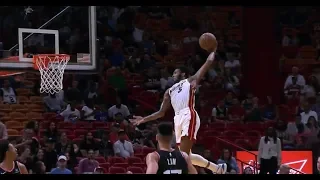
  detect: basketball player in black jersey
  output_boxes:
[146,123,197,174]
[0,139,28,174]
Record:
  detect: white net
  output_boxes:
[34,54,70,94]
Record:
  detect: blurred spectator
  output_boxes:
[279,164,290,174]
[109,123,129,144]
[32,161,46,174]
[243,166,253,174]
[0,79,17,104]
[160,68,174,91]
[32,149,44,167]
[50,155,72,174]
[15,128,39,155]
[217,148,239,173]
[113,130,134,158]
[65,152,77,172]
[228,98,245,122]
[81,100,97,121]
[107,68,127,103]
[302,76,317,99]
[224,92,234,108]
[144,67,160,90]
[78,149,99,174]
[311,98,320,119]
[258,127,281,174]
[284,76,302,99]
[84,81,98,102]
[60,102,81,122]
[197,149,215,174]
[44,122,58,142]
[317,156,320,174]
[246,97,262,122]
[55,132,72,155]
[242,93,254,113]
[300,102,318,124]
[284,67,306,90]
[225,68,240,93]
[65,80,81,102]
[282,34,299,47]
[0,121,8,140]
[211,100,228,122]
[99,132,113,157]
[43,93,65,112]
[79,132,99,157]
[43,138,58,172]
[108,97,130,120]
[262,96,278,121]
[17,147,33,172]
[224,52,241,72]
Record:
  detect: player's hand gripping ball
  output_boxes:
[199,33,217,52]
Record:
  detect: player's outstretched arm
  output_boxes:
[130,89,171,125]
[188,51,216,84]
[182,152,198,174]
[146,152,159,174]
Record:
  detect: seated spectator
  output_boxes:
[305,116,319,134]
[25,121,39,138]
[275,120,295,149]
[84,81,98,102]
[243,166,253,174]
[60,101,81,122]
[217,148,239,173]
[64,152,77,173]
[224,91,234,108]
[246,97,262,122]
[113,130,134,158]
[262,96,278,121]
[285,76,302,99]
[43,138,58,172]
[81,100,97,121]
[55,132,72,155]
[284,66,306,91]
[17,147,33,172]
[242,93,254,113]
[113,112,129,130]
[279,164,290,174]
[0,121,8,140]
[109,123,129,144]
[160,68,174,91]
[79,132,99,157]
[0,79,17,104]
[228,98,245,122]
[301,102,318,124]
[50,155,72,174]
[65,80,81,102]
[32,161,46,174]
[144,67,161,90]
[197,149,215,174]
[211,100,228,122]
[44,122,59,142]
[224,53,241,73]
[78,149,99,174]
[99,132,113,157]
[108,97,130,121]
[32,149,44,168]
[312,98,320,119]
[15,128,39,155]
[43,93,65,112]
[302,77,317,100]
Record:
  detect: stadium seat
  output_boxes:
[95,156,107,163]
[112,163,129,169]
[74,129,88,137]
[127,167,144,174]
[10,104,28,112]
[108,157,126,164]
[127,157,142,165]
[108,167,126,174]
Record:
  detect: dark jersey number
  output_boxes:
[177,87,182,93]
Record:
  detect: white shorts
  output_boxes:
[174,107,200,144]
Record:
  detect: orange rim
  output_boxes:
[32,54,70,70]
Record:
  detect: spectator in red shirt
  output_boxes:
[228,98,245,122]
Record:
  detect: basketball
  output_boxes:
[199,33,217,52]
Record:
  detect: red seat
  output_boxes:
[92,122,107,129]
[223,130,243,137]
[113,163,129,169]
[109,167,126,174]
[210,146,221,160]
[245,122,263,130]
[75,122,92,129]
[58,122,73,129]
[127,167,144,174]
[74,129,88,137]
[201,136,217,149]
[72,138,82,145]
[134,147,143,154]
[95,156,107,163]
[142,147,156,155]
[203,130,222,137]
[234,139,252,150]
[108,157,126,164]
[127,157,142,165]
[209,122,226,129]
[244,130,261,138]
[132,163,147,169]
[59,129,74,136]
[99,163,110,172]
[263,121,276,129]
[227,122,245,130]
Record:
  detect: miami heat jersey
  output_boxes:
[168,79,195,113]
[1,87,16,104]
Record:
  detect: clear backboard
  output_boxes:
[0,6,97,74]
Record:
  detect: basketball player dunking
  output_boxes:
[131,51,227,174]
[146,123,197,174]
[0,140,28,174]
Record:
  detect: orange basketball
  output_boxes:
[199,33,217,52]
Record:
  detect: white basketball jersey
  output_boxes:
[168,79,195,113]
[1,87,17,104]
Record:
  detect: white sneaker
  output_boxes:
[216,163,227,174]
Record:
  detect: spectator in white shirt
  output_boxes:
[60,102,80,122]
[43,93,65,112]
[81,100,96,121]
[284,67,306,90]
[258,127,282,174]
[0,79,17,104]
[132,24,144,43]
[108,97,130,120]
[113,130,134,158]
[300,102,318,124]
[224,56,241,69]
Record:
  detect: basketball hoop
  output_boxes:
[33,54,70,94]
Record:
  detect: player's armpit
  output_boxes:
[188,52,215,84]
[182,152,198,174]
[146,152,159,174]
[17,162,28,174]
[142,89,171,123]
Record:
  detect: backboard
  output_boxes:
[0,6,97,74]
